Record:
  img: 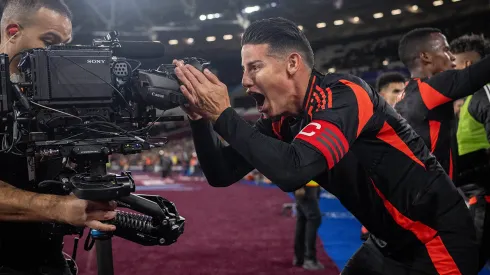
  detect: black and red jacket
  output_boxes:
[395,56,490,179]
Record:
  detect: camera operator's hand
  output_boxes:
[173,60,231,122]
[53,195,117,231]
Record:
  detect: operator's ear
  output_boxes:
[286,52,302,76]
[5,24,21,42]
[464,60,473,68]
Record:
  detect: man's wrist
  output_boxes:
[187,114,203,121]
[32,193,64,222]
[211,107,233,124]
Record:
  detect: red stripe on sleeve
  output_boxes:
[428,120,441,153]
[322,128,345,156]
[295,120,349,168]
[323,122,349,155]
[318,134,340,163]
[326,87,333,108]
[313,92,322,110]
[370,179,461,275]
[272,116,285,140]
[307,106,314,119]
[376,122,426,168]
[315,85,327,110]
[305,75,316,119]
[449,149,453,180]
[339,80,374,137]
[417,79,452,110]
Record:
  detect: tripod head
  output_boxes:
[35,137,185,247]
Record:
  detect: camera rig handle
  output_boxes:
[41,170,185,247]
[62,171,185,247]
[89,193,185,247]
[108,194,185,246]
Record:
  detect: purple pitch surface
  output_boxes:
[64,176,339,275]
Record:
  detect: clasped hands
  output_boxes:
[172,59,231,122]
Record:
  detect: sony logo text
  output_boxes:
[87,60,106,64]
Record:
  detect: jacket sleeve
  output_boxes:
[189,118,255,187]
[418,55,490,110]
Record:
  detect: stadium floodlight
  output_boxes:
[373,12,384,19]
[243,6,260,14]
[349,16,360,24]
[408,5,419,13]
[391,9,402,15]
[433,0,443,6]
[316,22,327,28]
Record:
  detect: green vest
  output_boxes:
[457,94,490,156]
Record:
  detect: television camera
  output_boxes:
[0,31,208,275]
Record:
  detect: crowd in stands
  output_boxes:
[108,135,272,183]
[109,137,199,176]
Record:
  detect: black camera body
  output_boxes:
[20,46,114,107]
[0,33,210,253]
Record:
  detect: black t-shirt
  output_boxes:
[0,153,67,268]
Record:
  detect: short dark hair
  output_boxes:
[1,0,72,28]
[376,72,406,92]
[450,33,489,58]
[241,17,315,69]
[398,27,442,70]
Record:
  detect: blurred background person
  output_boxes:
[293,180,324,270]
[375,72,406,107]
[450,33,490,271]
[160,151,173,179]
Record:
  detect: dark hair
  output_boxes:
[376,72,406,92]
[241,17,314,68]
[450,33,489,58]
[1,0,72,27]
[398,27,442,70]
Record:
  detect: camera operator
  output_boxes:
[0,1,117,274]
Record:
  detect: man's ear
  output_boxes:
[286,52,301,76]
[464,60,473,68]
[419,51,432,64]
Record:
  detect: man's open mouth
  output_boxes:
[249,91,265,107]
